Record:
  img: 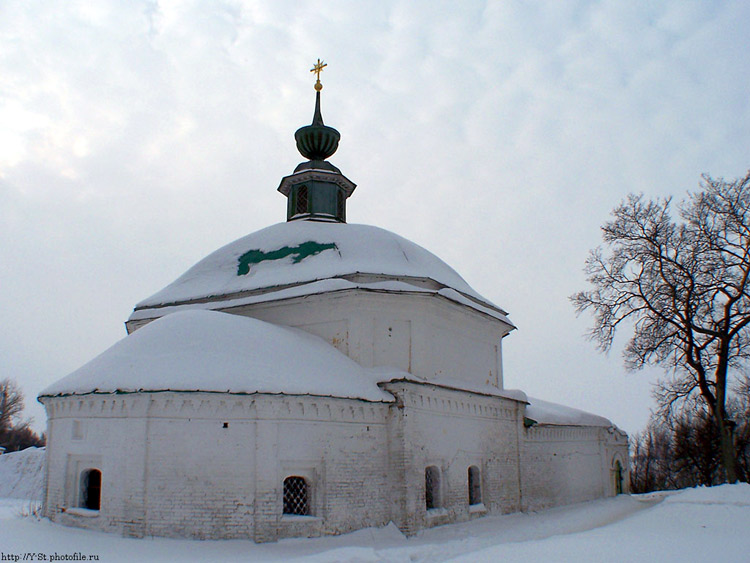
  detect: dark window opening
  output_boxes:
[283,476,309,515]
[614,460,624,495]
[425,466,441,510]
[295,185,308,215]
[468,465,482,505]
[80,468,101,510]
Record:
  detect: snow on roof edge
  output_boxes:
[525,396,618,429]
[128,278,514,326]
[133,273,508,318]
[377,371,529,403]
[38,387,395,404]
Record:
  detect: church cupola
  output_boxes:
[278,59,356,223]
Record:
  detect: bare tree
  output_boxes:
[669,404,721,487]
[630,420,675,493]
[0,378,44,452]
[629,387,749,492]
[0,378,25,435]
[732,376,750,479]
[572,172,750,483]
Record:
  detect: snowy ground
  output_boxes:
[0,447,44,500]
[1,450,748,562]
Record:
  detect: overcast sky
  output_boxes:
[2,0,749,435]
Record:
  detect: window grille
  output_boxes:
[425,466,441,510]
[80,469,101,510]
[468,466,482,505]
[283,476,309,515]
[296,186,308,215]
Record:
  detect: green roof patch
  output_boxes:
[237,241,338,276]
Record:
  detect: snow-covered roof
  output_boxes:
[39,310,394,403]
[129,221,512,325]
[38,309,619,429]
[525,396,614,428]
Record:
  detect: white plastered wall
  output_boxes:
[219,289,512,389]
[520,423,630,510]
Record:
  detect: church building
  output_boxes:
[38,64,629,542]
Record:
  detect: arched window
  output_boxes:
[425,466,441,510]
[79,468,101,510]
[468,465,482,505]
[295,185,309,216]
[283,476,309,516]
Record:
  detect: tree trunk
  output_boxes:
[711,344,741,483]
[717,416,739,483]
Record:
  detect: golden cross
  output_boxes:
[310,58,327,91]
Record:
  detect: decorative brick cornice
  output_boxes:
[41,391,389,424]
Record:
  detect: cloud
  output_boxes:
[1,0,749,434]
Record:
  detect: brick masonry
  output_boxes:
[40,384,628,541]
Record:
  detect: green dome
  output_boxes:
[294,91,340,161]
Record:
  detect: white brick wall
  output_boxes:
[40,382,628,541]
[41,393,392,541]
[382,381,524,534]
[521,424,629,510]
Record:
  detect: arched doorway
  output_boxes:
[613,460,624,495]
[80,468,101,510]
